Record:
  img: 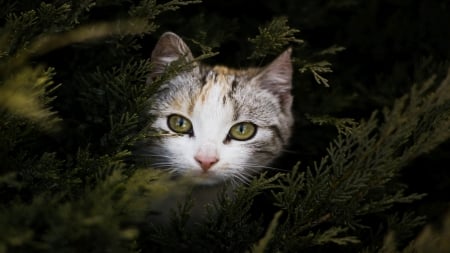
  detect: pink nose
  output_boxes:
[194,154,219,171]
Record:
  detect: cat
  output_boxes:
[140,32,294,224]
[145,32,294,187]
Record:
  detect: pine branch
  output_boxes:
[248,16,303,60]
[312,226,360,245]
[299,61,333,87]
[0,66,60,129]
[306,113,359,136]
[249,211,283,253]
[269,69,450,251]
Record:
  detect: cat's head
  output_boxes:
[145,32,293,185]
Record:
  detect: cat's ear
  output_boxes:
[149,32,194,80]
[254,48,293,110]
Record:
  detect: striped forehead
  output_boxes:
[197,67,236,104]
[189,68,237,137]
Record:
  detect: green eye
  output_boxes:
[167,114,193,135]
[228,122,257,141]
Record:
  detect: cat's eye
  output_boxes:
[228,122,257,141]
[167,114,193,135]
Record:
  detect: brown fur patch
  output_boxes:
[198,78,214,104]
[212,65,236,75]
[197,68,234,105]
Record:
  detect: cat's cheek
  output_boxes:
[219,145,250,172]
[165,137,193,157]
[241,129,281,166]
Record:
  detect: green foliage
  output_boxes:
[1,0,450,253]
[250,210,283,253]
[306,114,358,136]
[248,16,341,87]
[0,66,60,129]
[300,60,334,87]
[262,71,450,252]
[248,16,304,59]
[0,168,175,253]
[379,212,450,253]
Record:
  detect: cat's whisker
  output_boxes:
[137,154,175,160]
[222,170,243,185]
[229,169,253,186]
[167,168,181,175]
[144,160,176,166]
[143,161,183,175]
[238,163,290,173]
[151,165,183,176]
[229,175,244,186]
[228,177,240,188]
[149,164,175,169]
[247,165,278,171]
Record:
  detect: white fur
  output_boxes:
[151,78,276,185]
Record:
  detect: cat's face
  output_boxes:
[145,32,293,185]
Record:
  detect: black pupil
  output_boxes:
[239,123,245,133]
[177,117,184,127]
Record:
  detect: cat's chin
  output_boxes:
[183,170,226,186]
